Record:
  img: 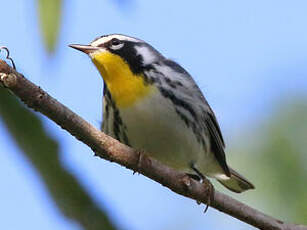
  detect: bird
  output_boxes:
[69,34,254,193]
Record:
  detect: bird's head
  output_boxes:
[69,34,161,107]
[69,34,162,75]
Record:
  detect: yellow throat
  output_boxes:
[91,51,155,108]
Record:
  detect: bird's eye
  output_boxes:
[109,38,124,50]
[111,38,121,46]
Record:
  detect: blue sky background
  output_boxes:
[0,0,307,229]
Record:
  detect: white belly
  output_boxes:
[118,90,221,175]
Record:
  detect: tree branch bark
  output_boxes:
[0,89,118,230]
[0,60,306,230]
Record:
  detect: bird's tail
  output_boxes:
[217,168,255,193]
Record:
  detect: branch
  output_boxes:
[0,67,118,229]
[0,60,306,230]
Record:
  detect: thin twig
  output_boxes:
[0,47,16,70]
[0,60,306,230]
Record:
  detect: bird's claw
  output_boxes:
[203,179,215,213]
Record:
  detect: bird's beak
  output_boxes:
[69,44,99,54]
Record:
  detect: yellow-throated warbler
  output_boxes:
[70,34,254,193]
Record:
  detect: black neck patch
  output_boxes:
[109,41,144,75]
[108,41,163,75]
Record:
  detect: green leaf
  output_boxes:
[0,89,118,230]
[37,0,62,53]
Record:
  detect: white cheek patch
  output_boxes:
[135,45,157,65]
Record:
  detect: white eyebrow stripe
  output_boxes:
[91,34,140,47]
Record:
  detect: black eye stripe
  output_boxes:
[96,38,122,48]
[97,43,105,48]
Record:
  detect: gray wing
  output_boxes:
[203,109,230,176]
[155,59,230,176]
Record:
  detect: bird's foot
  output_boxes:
[202,177,215,213]
[186,173,215,212]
